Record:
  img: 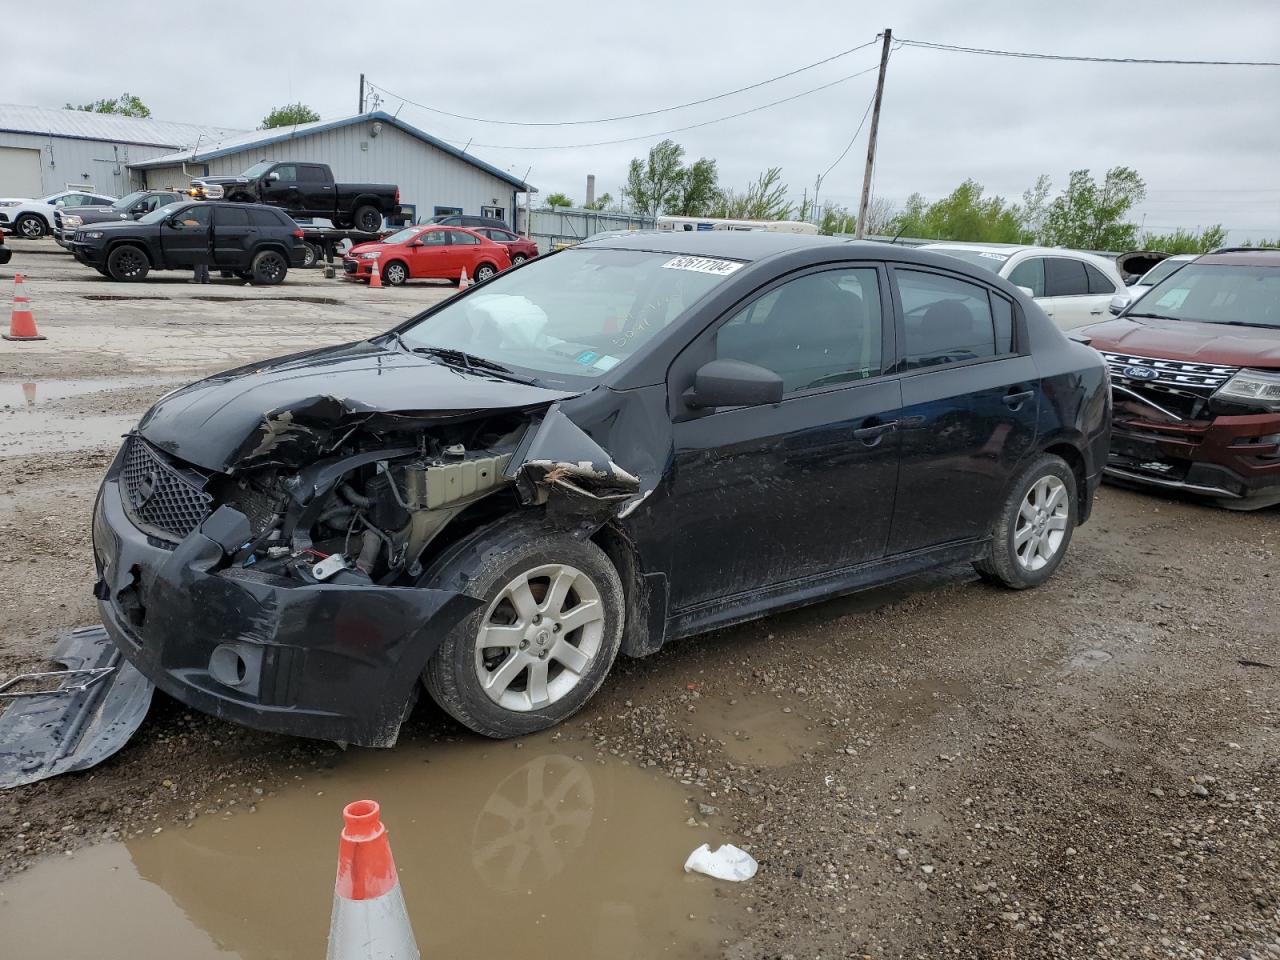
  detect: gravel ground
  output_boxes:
[1,242,1277,959]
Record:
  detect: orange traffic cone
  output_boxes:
[326,800,420,960]
[458,267,471,289]
[3,274,46,342]
[368,259,383,289]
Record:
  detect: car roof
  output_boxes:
[1197,249,1280,267]
[579,229,848,260]
[921,242,1124,270]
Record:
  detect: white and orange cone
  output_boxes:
[326,799,420,960]
[458,267,471,289]
[368,259,383,289]
[4,274,46,342]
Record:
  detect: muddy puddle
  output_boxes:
[0,377,174,456]
[0,736,736,959]
[81,294,343,305]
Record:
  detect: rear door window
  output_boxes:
[450,230,480,245]
[1007,257,1045,297]
[213,206,251,227]
[1044,258,1090,297]
[894,269,999,370]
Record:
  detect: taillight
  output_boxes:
[394,187,400,206]
[293,228,304,238]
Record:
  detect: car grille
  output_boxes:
[121,437,213,540]
[1099,351,1239,421]
[343,259,357,273]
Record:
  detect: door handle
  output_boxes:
[1003,389,1035,410]
[852,419,898,444]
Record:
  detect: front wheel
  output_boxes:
[15,214,47,239]
[250,250,287,285]
[382,260,408,286]
[974,453,1077,589]
[106,245,150,282]
[423,519,624,738]
[473,262,497,283]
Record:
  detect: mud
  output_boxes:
[1,242,1278,959]
[0,735,731,959]
[1,377,178,455]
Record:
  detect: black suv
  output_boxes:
[69,200,306,284]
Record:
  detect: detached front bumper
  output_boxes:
[91,465,479,746]
[1105,410,1280,507]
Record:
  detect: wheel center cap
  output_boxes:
[536,629,549,645]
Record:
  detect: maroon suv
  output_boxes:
[1078,249,1280,510]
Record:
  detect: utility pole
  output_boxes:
[359,74,366,114]
[855,29,892,240]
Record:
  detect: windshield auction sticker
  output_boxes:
[660,256,744,276]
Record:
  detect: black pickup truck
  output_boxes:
[68,200,306,284]
[188,161,400,232]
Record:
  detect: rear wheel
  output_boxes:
[974,453,1076,589]
[106,245,150,282]
[352,205,382,233]
[301,242,319,268]
[422,518,624,739]
[15,214,47,240]
[474,262,497,283]
[250,250,287,285]
[511,253,527,265]
[382,260,408,286]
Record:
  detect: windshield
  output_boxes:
[929,248,1010,273]
[241,161,275,179]
[111,191,147,210]
[1132,263,1280,328]
[381,227,423,245]
[395,248,743,382]
[1136,257,1190,287]
[138,202,189,225]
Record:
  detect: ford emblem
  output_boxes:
[1122,365,1158,381]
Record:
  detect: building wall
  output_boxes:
[0,131,178,197]
[142,123,520,225]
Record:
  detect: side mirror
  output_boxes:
[1015,285,1036,299]
[1108,293,1131,316]
[266,172,280,182]
[131,206,147,217]
[54,200,66,208]
[407,238,422,247]
[684,359,783,410]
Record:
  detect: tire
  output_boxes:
[234,269,253,282]
[250,249,287,285]
[382,260,408,286]
[511,254,527,266]
[105,244,150,282]
[474,262,498,283]
[301,242,318,268]
[15,214,47,240]
[352,205,382,233]
[422,517,624,739]
[974,453,1077,589]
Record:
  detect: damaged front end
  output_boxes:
[92,360,644,748]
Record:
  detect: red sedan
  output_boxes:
[343,225,511,286]
[470,226,540,265]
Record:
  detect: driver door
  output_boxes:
[161,204,212,268]
[664,265,902,613]
[409,228,450,278]
[259,164,300,210]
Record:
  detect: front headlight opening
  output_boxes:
[1215,368,1280,412]
[86,231,104,239]
[360,252,382,260]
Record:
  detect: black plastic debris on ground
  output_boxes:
[0,625,153,789]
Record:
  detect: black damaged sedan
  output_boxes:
[92,233,1109,746]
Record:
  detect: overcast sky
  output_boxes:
[8,0,1279,241]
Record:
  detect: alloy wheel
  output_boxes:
[1014,475,1069,571]
[474,563,605,712]
[476,264,496,282]
[19,217,43,239]
[385,263,407,285]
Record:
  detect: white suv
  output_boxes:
[921,244,1126,330]
[0,190,115,240]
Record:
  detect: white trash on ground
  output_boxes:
[683,843,758,881]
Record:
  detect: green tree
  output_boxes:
[711,168,793,220]
[669,157,722,216]
[544,192,574,208]
[1140,225,1227,255]
[1041,167,1146,250]
[888,179,1024,243]
[583,192,614,211]
[260,102,321,129]
[1239,237,1280,248]
[65,92,151,118]
[623,140,687,217]
[1020,174,1052,244]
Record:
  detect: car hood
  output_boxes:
[347,241,388,256]
[193,176,249,185]
[67,207,130,223]
[137,339,579,472]
[1080,317,1280,368]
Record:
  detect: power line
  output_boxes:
[367,37,881,128]
[820,85,877,181]
[897,38,1280,67]
[421,64,883,151]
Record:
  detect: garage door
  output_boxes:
[0,147,44,199]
